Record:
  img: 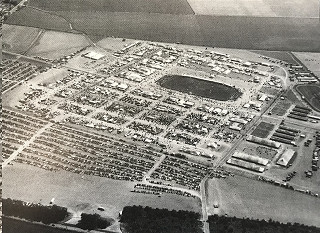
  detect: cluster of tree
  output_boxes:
[3,198,69,224]
[208,215,320,233]
[120,205,202,233]
[76,213,111,230]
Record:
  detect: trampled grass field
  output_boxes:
[207,176,320,227]
[251,50,299,65]
[3,164,201,221]
[27,31,91,59]
[251,122,275,138]
[29,0,194,15]
[295,84,320,112]
[187,0,320,17]
[293,52,320,77]
[2,24,42,54]
[270,100,292,116]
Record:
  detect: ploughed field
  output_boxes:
[5,8,320,52]
[187,0,319,18]
[157,75,242,101]
[28,0,194,15]
[295,84,320,112]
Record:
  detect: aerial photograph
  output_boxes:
[1,0,320,232]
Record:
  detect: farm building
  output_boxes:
[277,149,296,167]
[227,158,265,173]
[247,135,281,149]
[232,151,269,166]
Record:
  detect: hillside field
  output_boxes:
[6,8,320,52]
[27,31,91,59]
[5,7,71,32]
[207,176,320,227]
[187,0,319,17]
[28,0,194,15]
[2,24,42,54]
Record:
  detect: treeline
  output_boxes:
[120,206,320,233]
[76,213,111,230]
[208,214,320,233]
[3,198,69,224]
[120,205,202,233]
[3,216,80,233]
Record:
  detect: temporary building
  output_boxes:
[232,151,269,166]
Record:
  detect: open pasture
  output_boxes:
[28,0,194,15]
[2,24,42,54]
[187,0,319,17]
[207,176,320,227]
[27,31,91,59]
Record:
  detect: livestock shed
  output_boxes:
[232,151,269,166]
[227,158,265,173]
[246,135,281,149]
[277,149,296,167]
